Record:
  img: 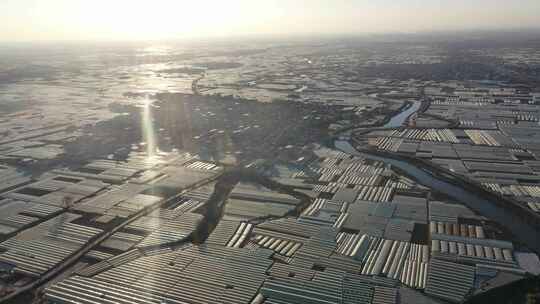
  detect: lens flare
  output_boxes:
[141,98,157,160]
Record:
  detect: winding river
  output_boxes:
[334,140,540,253]
[383,100,422,128]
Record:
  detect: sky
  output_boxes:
[1,0,540,42]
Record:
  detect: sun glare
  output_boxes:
[74,0,248,40]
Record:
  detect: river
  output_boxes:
[334,140,540,253]
[383,101,422,128]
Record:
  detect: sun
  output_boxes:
[74,0,246,40]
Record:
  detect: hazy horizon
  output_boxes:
[1,0,540,42]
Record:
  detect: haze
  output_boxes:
[1,0,540,41]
